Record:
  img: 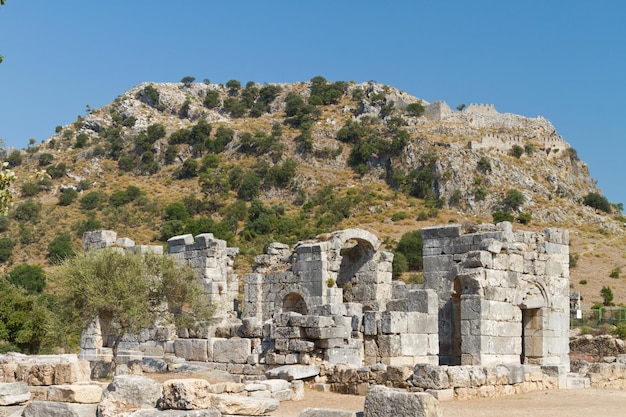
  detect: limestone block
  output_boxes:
[422,225,461,240]
[509,253,524,272]
[174,339,210,362]
[425,388,454,401]
[480,238,502,254]
[265,364,320,380]
[289,340,315,353]
[363,312,380,336]
[130,409,220,416]
[213,338,251,364]
[324,348,362,366]
[305,326,350,340]
[363,385,442,417]
[381,312,407,335]
[26,364,55,386]
[274,338,289,351]
[262,379,291,393]
[446,366,471,388]
[271,326,302,339]
[400,334,428,356]
[209,393,279,415]
[412,364,450,389]
[0,381,30,405]
[249,389,272,398]
[116,237,135,248]
[133,245,163,254]
[467,367,487,386]
[493,254,509,270]
[98,375,162,417]
[160,378,213,410]
[291,379,305,401]
[312,304,347,317]
[47,384,103,404]
[377,335,402,357]
[406,312,438,334]
[299,408,361,417]
[22,401,97,417]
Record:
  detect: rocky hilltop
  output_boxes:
[70,79,604,225]
[2,77,624,306]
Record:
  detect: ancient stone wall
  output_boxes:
[422,223,570,368]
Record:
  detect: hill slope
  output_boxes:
[3,77,625,309]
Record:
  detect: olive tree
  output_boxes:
[51,249,214,369]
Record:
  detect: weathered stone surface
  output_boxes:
[266,364,320,381]
[97,375,162,417]
[48,384,103,404]
[209,393,279,415]
[363,385,442,417]
[299,408,361,417]
[23,401,98,417]
[0,381,30,405]
[160,379,213,410]
[213,338,251,364]
[130,410,220,417]
[412,365,450,390]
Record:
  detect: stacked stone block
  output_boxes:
[167,233,239,319]
[422,222,569,368]
[363,284,439,366]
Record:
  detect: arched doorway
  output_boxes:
[282,292,308,315]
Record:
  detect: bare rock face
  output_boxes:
[97,375,162,417]
[363,385,442,417]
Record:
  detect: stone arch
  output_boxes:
[282,293,308,315]
[275,284,313,317]
[332,229,381,298]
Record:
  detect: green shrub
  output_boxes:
[79,191,105,210]
[180,76,195,87]
[21,182,40,197]
[77,179,91,191]
[517,213,532,224]
[138,84,160,107]
[14,200,41,222]
[392,251,408,277]
[610,266,621,279]
[176,158,199,179]
[38,153,54,166]
[203,90,220,108]
[47,234,75,264]
[601,286,614,306]
[579,279,587,285]
[74,217,102,237]
[583,192,611,213]
[46,163,67,179]
[504,189,525,210]
[524,143,535,156]
[0,238,15,262]
[391,211,409,222]
[326,278,336,288]
[570,253,579,268]
[613,321,626,338]
[511,144,524,158]
[0,216,9,232]
[58,188,78,206]
[226,79,241,95]
[109,190,131,207]
[492,210,514,223]
[164,202,189,222]
[395,231,423,271]
[237,172,261,201]
[6,150,23,167]
[75,133,89,148]
[406,102,425,117]
[8,264,46,294]
[477,156,492,173]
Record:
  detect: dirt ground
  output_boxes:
[268,387,626,417]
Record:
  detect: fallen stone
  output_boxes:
[160,379,213,410]
[299,408,362,417]
[262,379,291,393]
[130,410,220,417]
[209,393,279,415]
[364,385,442,417]
[48,384,103,403]
[22,400,97,417]
[97,375,162,417]
[0,381,30,405]
[266,364,320,381]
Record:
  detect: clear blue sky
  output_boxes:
[1,1,624,207]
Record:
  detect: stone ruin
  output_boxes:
[79,222,570,375]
